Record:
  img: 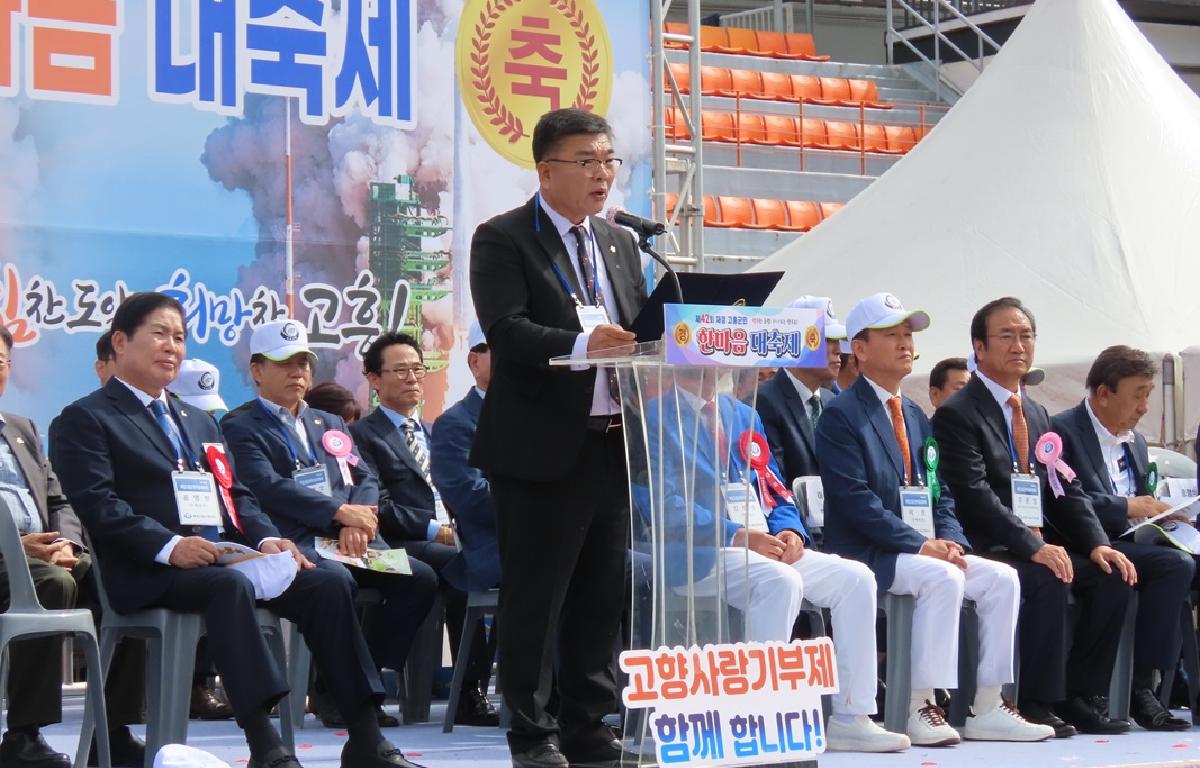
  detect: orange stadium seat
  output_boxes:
[761,114,800,146]
[798,117,827,148]
[884,125,917,153]
[717,196,766,229]
[759,71,794,101]
[785,200,823,231]
[820,202,845,219]
[725,26,760,55]
[861,124,906,154]
[729,69,763,97]
[667,62,690,94]
[700,66,735,96]
[789,74,822,102]
[737,112,768,144]
[700,25,745,54]
[751,198,790,230]
[821,120,860,150]
[849,79,891,108]
[754,30,807,60]
[664,107,690,140]
[818,77,853,105]
[702,196,732,227]
[785,32,831,61]
[663,22,689,49]
[701,110,736,141]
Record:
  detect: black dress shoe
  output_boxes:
[89,726,146,768]
[510,742,569,768]
[376,705,400,728]
[340,738,426,767]
[1087,694,1130,726]
[190,684,235,720]
[1131,687,1191,731]
[1019,701,1077,738]
[1058,696,1131,734]
[454,686,500,727]
[562,737,640,768]
[247,746,304,768]
[0,730,70,768]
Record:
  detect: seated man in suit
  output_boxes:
[53,292,422,768]
[221,320,437,728]
[430,323,502,593]
[932,296,1136,737]
[757,295,846,487]
[352,331,499,727]
[819,293,1051,746]
[928,358,970,410]
[638,367,910,753]
[1052,345,1192,731]
[0,326,146,768]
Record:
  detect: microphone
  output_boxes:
[606,207,667,238]
[605,208,682,307]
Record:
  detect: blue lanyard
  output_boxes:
[258,400,314,468]
[547,227,602,308]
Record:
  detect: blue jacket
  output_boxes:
[817,375,967,590]
[1052,401,1151,540]
[431,389,501,591]
[756,368,836,484]
[635,390,808,587]
[221,398,380,549]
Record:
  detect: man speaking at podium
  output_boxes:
[469,108,648,768]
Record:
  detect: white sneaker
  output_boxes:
[964,700,1056,742]
[907,700,961,747]
[826,715,911,752]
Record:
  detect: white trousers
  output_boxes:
[888,553,1020,690]
[687,548,880,716]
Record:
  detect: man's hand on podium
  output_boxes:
[587,324,635,356]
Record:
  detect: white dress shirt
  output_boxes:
[258,396,312,460]
[863,375,901,427]
[785,370,818,423]
[379,405,442,541]
[1084,399,1135,497]
[541,195,622,417]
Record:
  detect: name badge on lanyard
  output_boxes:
[172,471,223,527]
[576,304,610,333]
[900,486,935,538]
[433,490,451,525]
[294,465,332,497]
[725,482,769,532]
[1011,474,1043,527]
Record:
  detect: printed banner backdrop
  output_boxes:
[0,0,651,433]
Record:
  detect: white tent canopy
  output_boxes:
[754,0,1200,376]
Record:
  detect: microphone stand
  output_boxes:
[637,234,683,305]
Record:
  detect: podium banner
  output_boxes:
[665,304,826,368]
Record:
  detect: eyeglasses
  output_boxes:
[544,158,624,173]
[381,365,428,380]
[0,358,10,370]
[989,332,1037,347]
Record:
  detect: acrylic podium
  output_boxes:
[550,336,829,768]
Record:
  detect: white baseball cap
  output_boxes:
[467,319,487,350]
[250,319,316,362]
[845,292,930,340]
[788,295,847,341]
[153,744,231,768]
[172,359,228,413]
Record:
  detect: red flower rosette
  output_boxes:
[737,430,793,510]
[204,443,242,533]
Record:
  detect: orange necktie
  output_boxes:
[887,396,912,485]
[1008,394,1030,473]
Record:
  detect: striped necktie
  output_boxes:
[401,420,433,486]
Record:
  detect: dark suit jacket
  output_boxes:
[350,407,438,545]
[756,369,835,483]
[468,195,648,481]
[931,375,1109,559]
[221,400,379,549]
[1051,401,1150,540]
[0,412,84,547]
[51,378,278,613]
[430,389,501,591]
[817,375,966,590]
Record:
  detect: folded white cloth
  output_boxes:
[154,744,230,768]
[226,551,298,600]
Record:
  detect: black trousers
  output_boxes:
[348,556,438,673]
[491,427,627,753]
[399,540,492,686]
[991,551,1132,703]
[145,555,383,723]
[2,554,144,729]
[1112,540,1195,674]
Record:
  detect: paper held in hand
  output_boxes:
[315,537,412,575]
[1120,498,1200,538]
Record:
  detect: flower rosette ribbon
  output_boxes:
[203,443,242,532]
[923,437,941,503]
[737,430,793,510]
[1146,461,1159,497]
[322,430,359,486]
[1035,432,1076,498]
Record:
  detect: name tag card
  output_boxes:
[1011,474,1044,528]
[726,482,769,532]
[172,471,222,527]
[294,466,332,497]
[900,486,935,538]
[797,476,825,528]
[433,490,451,526]
[576,305,610,333]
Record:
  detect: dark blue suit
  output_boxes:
[636,391,807,589]
[53,378,384,720]
[1053,401,1194,673]
[431,389,501,592]
[816,375,967,591]
[221,399,437,674]
[756,369,835,484]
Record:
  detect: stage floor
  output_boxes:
[41,700,1200,768]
